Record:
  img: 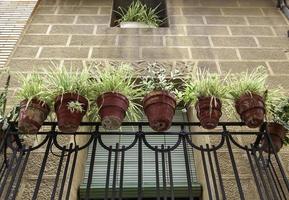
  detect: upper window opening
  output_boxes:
[111,0,169,28]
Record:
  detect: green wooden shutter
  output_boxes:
[79,110,202,199]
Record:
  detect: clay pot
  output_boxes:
[195,97,222,129]
[96,92,129,130]
[18,99,50,134]
[262,122,287,153]
[143,91,177,132]
[235,93,265,128]
[55,93,88,133]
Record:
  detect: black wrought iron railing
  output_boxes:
[0,122,289,200]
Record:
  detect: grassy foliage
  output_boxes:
[228,66,268,100]
[44,62,91,99]
[182,67,229,107]
[115,0,163,27]
[89,62,143,121]
[16,73,52,107]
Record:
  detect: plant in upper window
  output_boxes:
[16,73,51,134]
[89,62,143,130]
[182,68,229,129]
[44,63,90,133]
[140,63,182,131]
[114,0,163,28]
[228,66,268,128]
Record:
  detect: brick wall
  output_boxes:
[4,0,289,199]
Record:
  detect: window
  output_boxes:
[110,0,169,27]
[79,111,201,199]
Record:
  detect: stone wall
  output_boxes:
[3,0,289,199]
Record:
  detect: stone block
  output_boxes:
[222,8,262,16]
[257,37,289,48]
[58,6,99,14]
[20,35,68,46]
[167,0,200,6]
[40,0,80,5]
[142,48,190,59]
[187,26,229,35]
[206,16,246,25]
[230,26,274,36]
[70,35,116,46]
[200,0,238,7]
[168,7,181,15]
[262,8,283,16]
[182,8,221,15]
[92,47,139,59]
[239,48,287,60]
[211,36,257,47]
[269,61,289,74]
[81,0,112,6]
[40,47,89,58]
[268,76,289,88]
[190,48,238,60]
[247,17,287,25]
[197,61,219,72]
[13,47,38,58]
[50,25,94,34]
[77,16,110,24]
[95,26,139,34]
[140,27,185,35]
[99,7,112,15]
[272,26,289,36]
[118,36,163,46]
[8,59,60,72]
[32,15,75,24]
[219,61,267,73]
[34,6,57,14]
[169,16,204,25]
[239,0,275,7]
[26,25,49,34]
[165,36,210,47]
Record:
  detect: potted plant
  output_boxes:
[141,63,181,132]
[182,69,228,129]
[262,93,289,153]
[228,66,268,128]
[45,64,90,133]
[114,0,163,28]
[90,62,142,130]
[16,73,51,134]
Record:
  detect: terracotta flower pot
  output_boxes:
[96,92,129,130]
[55,93,88,133]
[195,97,222,129]
[262,122,287,153]
[235,93,265,128]
[18,99,50,134]
[143,91,177,132]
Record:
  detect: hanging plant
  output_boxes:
[140,63,182,132]
[16,73,51,134]
[44,63,90,133]
[228,66,268,128]
[263,92,289,153]
[114,0,163,28]
[90,62,143,130]
[182,68,229,129]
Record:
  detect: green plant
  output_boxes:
[68,101,84,113]
[140,63,183,98]
[89,62,143,121]
[228,66,268,101]
[44,62,91,99]
[182,68,229,107]
[16,73,52,107]
[114,0,163,27]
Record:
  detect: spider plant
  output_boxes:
[16,73,52,107]
[44,62,91,112]
[182,68,229,107]
[228,66,268,101]
[114,0,163,27]
[90,62,143,121]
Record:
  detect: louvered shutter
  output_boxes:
[79,110,202,199]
